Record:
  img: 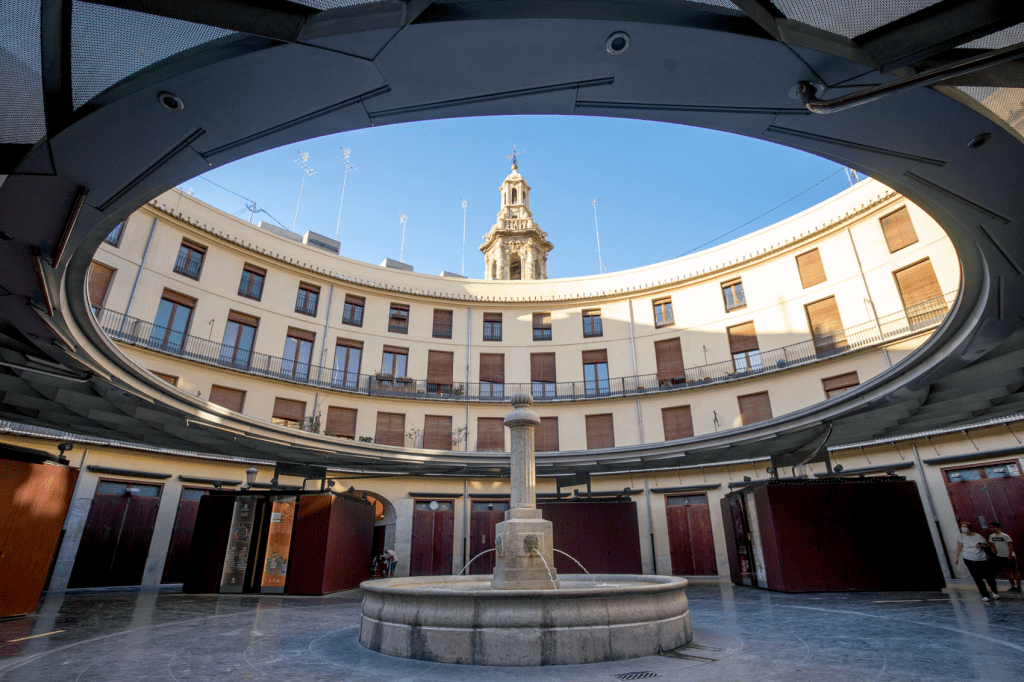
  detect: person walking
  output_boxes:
[385,548,398,578]
[955,520,998,601]
[988,522,1022,593]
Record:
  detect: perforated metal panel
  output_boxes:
[289,0,388,9]
[773,0,942,39]
[0,0,47,144]
[71,1,233,109]
[685,0,737,9]
[955,86,1024,138]
[960,23,1024,50]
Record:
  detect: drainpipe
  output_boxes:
[912,442,955,578]
[845,226,883,340]
[628,299,644,444]
[318,284,335,384]
[123,216,158,320]
[465,306,472,451]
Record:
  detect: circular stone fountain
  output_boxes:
[358,395,692,666]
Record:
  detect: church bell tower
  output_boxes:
[480,149,553,280]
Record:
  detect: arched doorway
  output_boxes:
[357,491,396,561]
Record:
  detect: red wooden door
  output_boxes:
[161,488,209,583]
[944,461,1024,547]
[469,501,508,574]
[69,480,162,587]
[666,493,718,576]
[409,500,454,576]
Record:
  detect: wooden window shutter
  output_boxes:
[325,406,357,438]
[796,248,826,288]
[273,397,305,422]
[727,322,759,353]
[227,310,259,327]
[477,417,505,451]
[536,417,559,452]
[895,259,945,310]
[585,414,615,450]
[382,344,408,356]
[153,372,178,386]
[880,206,918,253]
[87,262,116,309]
[426,350,454,385]
[654,338,685,381]
[662,405,694,441]
[182,238,207,254]
[287,326,316,343]
[374,412,405,446]
[209,386,245,412]
[336,337,363,349]
[161,289,196,308]
[581,349,608,365]
[533,312,551,327]
[423,415,453,450]
[822,372,859,394]
[484,313,502,323]
[531,353,556,383]
[738,392,772,425]
[432,309,453,338]
[805,296,845,340]
[479,353,505,383]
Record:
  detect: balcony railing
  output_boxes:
[96,290,955,404]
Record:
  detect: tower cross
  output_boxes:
[505,144,524,169]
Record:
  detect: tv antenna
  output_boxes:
[399,213,409,263]
[592,198,605,273]
[461,199,468,276]
[334,148,356,240]
[292,151,316,231]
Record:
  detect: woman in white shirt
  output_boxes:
[955,520,998,601]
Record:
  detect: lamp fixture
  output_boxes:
[245,466,258,488]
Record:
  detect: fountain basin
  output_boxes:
[358,574,691,665]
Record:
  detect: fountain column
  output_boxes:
[492,393,559,589]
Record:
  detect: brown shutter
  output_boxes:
[479,353,505,383]
[533,312,551,328]
[426,350,454,385]
[336,337,363,349]
[581,349,608,365]
[654,338,685,381]
[738,392,772,425]
[153,372,178,386]
[483,313,502,323]
[88,262,115,309]
[432,309,453,337]
[423,415,453,450]
[805,296,846,354]
[880,206,918,253]
[536,417,559,452]
[662,405,694,440]
[374,412,405,446]
[727,322,759,353]
[273,397,306,422]
[227,310,259,327]
[796,248,826,288]
[585,414,615,450]
[822,372,859,394]
[382,344,408,355]
[209,385,245,412]
[894,258,946,315]
[161,289,196,308]
[476,417,505,451]
[182,238,207,254]
[287,327,316,343]
[531,353,556,383]
[325,406,357,438]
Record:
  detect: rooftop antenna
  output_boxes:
[845,167,860,187]
[592,198,605,273]
[292,151,316,232]
[334,148,355,240]
[399,213,408,262]
[246,201,258,223]
[461,199,468,276]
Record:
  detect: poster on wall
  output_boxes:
[260,495,297,593]
[220,496,257,593]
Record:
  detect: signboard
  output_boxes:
[260,495,297,593]
[220,496,257,593]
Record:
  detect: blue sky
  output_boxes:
[187,115,857,279]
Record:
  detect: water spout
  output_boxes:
[553,548,590,574]
[532,549,558,589]
[457,548,496,575]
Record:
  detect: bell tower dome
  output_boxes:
[480,150,553,280]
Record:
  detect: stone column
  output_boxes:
[525,250,535,280]
[499,249,509,279]
[491,393,559,590]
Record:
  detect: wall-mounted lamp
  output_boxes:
[245,466,258,489]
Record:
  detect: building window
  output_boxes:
[150,290,196,351]
[727,322,761,372]
[479,353,505,398]
[533,312,552,341]
[805,296,847,354]
[295,283,320,316]
[722,279,745,312]
[238,265,265,301]
[662,405,694,441]
[174,239,206,279]
[423,415,453,451]
[325,406,357,439]
[388,303,410,334]
[585,414,615,450]
[272,397,306,429]
[432,309,453,339]
[536,417,559,453]
[87,261,116,313]
[426,350,454,392]
[738,392,772,426]
[104,221,125,247]
[381,345,408,379]
[654,338,686,386]
[880,206,918,253]
[218,311,258,368]
[796,248,826,289]
[477,417,505,451]
[653,297,674,328]
[483,313,502,341]
[374,412,406,446]
[531,352,556,398]
[332,339,363,389]
[582,309,603,338]
[153,372,178,386]
[509,255,522,281]
[894,258,947,328]
[582,349,610,396]
[282,328,315,381]
[822,372,860,399]
[342,295,364,326]
[209,385,246,413]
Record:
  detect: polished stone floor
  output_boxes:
[1,579,1022,681]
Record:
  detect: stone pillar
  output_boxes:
[525,250,535,280]
[491,394,559,590]
[499,249,509,279]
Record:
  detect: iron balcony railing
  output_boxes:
[96,290,955,403]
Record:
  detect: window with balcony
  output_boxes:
[582,309,603,338]
[432,309,453,338]
[380,345,408,381]
[722,279,745,312]
[894,258,947,328]
[479,353,505,398]
[653,297,674,328]
[295,283,320,316]
[585,413,615,450]
[104,221,125,247]
[880,206,918,253]
[483,313,502,341]
[325,406,357,439]
[533,312,552,341]
[388,303,410,333]
[531,352,556,398]
[332,339,362,389]
[238,265,265,301]
[582,349,610,396]
[426,350,454,393]
[342,294,365,326]
[654,338,686,386]
[218,311,258,368]
[150,290,195,351]
[272,397,306,429]
[282,328,314,381]
[805,296,847,354]
[727,322,761,372]
[174,239,206,279]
